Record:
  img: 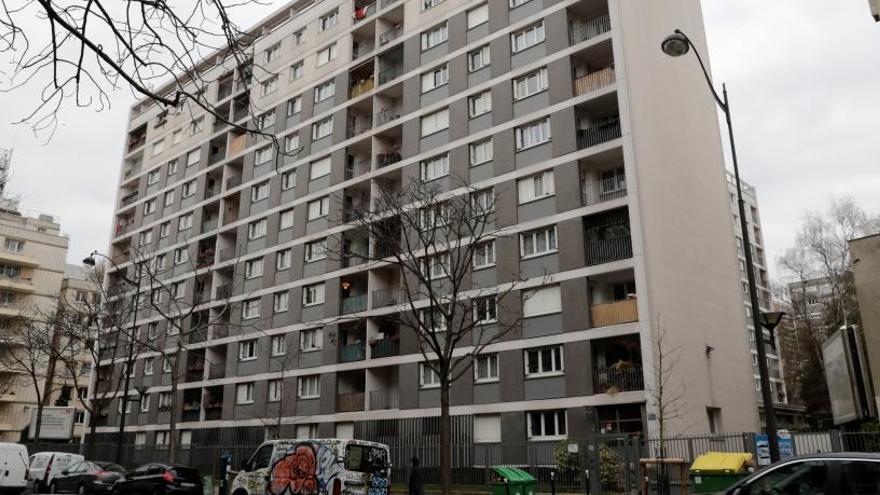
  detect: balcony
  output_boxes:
[120,191,139,207]
[350,78,375,99]
[337,392,365,412]
[376,103,402,126]
[371,288,405,308]
[582,174,626,205]
[369,389,398,409]
[345,159,371,181]
[569,13,611,45]
[201,218,219,234]
[378,65,402,85]
[376,148,401,168]
[0,275,34,293]
[370,338,399,358]
[591,298,638,328]
[353,2,376,23]
[594,364,644,393]
[340,342,366,362]
[573,65,616,96]
[342,295,368,314]
[586,235,632,266]
[577,118,621,150]
[379,25,402,45]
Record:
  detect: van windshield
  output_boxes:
[345,445,388,473]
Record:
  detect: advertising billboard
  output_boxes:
[28,406,76,440]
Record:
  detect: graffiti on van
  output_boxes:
[268,442,345,495]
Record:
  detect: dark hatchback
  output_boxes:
[110,464,201,495]
[48,461,125,494]
[722,453,880,494]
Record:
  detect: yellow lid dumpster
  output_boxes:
[689,452,753,494]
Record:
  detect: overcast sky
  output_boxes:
[0,0,878,277]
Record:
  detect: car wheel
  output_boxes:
[48,481,57,493]
[78,483,87,495]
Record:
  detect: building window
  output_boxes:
[186,149,201,168]
[303,283,325,306]
[190,117,204,135]
[469,138,493,166]
[513,67,548,100]
[468,45,490,72]
[421,65,449,93]
[170,281,184,300]
[242,298,261,319]
[147,168,161,184]
[707,407,722,434]
[139,230,153,247]
[471,188,494,214]
[143,357,154,376]
[180,430,192,449]
[473,297,497,324]
[159,222,169,238]
[528,410,566,439]
[319,9,338,31]
[2,238,23,253]
[178,213,193,231]
[474,415,501,443]
[515,118,551,150]
[314,80,335,102]
[292,28,305,46]
[300,328,322,351]
[509,0,532,8]
[298,375,320,398]
[467,3,489,29]
[244,258,264,279]
[518,170,555,203]
[257,111,275,130]
[278,208,295,230]
[420,153,449,181]
[155,254,167,269]
[473,241,496,269]
[261,75,278,96]
[135,432,147,448]
[163,190,175,206]
[423,0,444,9]
[290,61,304,80]
[255,146,274,166]
[525,346,564,377]
[173,247,189,265]
[312,116,333,140]
[305,239,327,262]
[523,284,561,317]
[251,181,270,202]
[182,179,196,197]
[147,322,159,339]
[158,392,172,410]
[419,363,441,388]
[268,380,283,402]
[307,197,330,220]
[474,353,499,383]
[520,226,557,258]
[421,23,448,51]
[511,22,545,53]
[316,43,337,66]
[420,308,447,333]
[239,339,258,361]
[421,253,450,280]
[420,203,448,230]
[152,139,165,157]
[288,96,302,116]
[265,43,280,63]
[143,200,156,215]
[167,160,178,175]
[139,394,150,412]
[276,248,291,271]
[420,108,449,136]
[155,430,170,449]
[236,383,255,404]
[310,157,332,180]
[468,91,492,118]
[285,134,301,154]
[273,292,289,313]
[248,218,267,239]
[271,335,286,356]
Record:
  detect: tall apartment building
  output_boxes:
[0,204,68,441]
[849,233,880,417]
[99,0,758,449]
[725,174,791,411]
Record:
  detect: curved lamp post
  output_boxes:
[661,29,781,463]
[83,251,143,464]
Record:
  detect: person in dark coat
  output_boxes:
[408,457,424,495]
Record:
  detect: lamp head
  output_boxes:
[760,311,786,331]
[661,32,690,57]
[82,256,96,266]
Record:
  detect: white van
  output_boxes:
[231,439,391,495]
[0,443,28,494]
[26,451,84,493]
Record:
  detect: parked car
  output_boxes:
[111,464,201,495]
[26,452,84,493]
[47,461,125,494]
[723,453,880,494]
[0,443,28,494]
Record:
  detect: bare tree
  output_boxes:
[646,316,684,495]
[336,177,530,495]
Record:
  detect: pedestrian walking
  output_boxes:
[408,457,424,495]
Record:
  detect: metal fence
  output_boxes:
[22,430,880,493]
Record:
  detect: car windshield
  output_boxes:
[96,463,125,472]
[345,445,389,473]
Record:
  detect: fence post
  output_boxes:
[830,429,843,453]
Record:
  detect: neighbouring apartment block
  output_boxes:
[98,0,758,451]
[849,233,880,415]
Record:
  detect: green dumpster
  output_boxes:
[489,467,536,495]
[689,452,754,494]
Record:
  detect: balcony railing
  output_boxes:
[593,364,644,393]
[378,65,402,85]
[337,392,365,412]
[216,284,233,299]
[342,295,368,314]
[120,192,139,206]
[379,25,403,45]
[370,338,399,358]
[347,118,373,138]
[576,119,622,150]
[377,104,402,125]
[342,252,368,268]
[353,3,376,22]
[371,288,405,308]
[586,234,632,266]
[573,66,616,96]
[353,39,376,59]
[379,0,399,8]
[201,218,219,233]
[369,389,398,409]
[569,13,611,45]
[349,78,375,98]
[582,177,626,205]
[591,298,638,328]
[376,150,401,168]
[340,342,366,362]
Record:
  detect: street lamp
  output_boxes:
[661,29,781,463]
[84,250,144,464]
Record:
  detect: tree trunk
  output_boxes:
[439,377,451,495]
[87,415,98,459]
[34,400,43,441]
[169,373,178,464]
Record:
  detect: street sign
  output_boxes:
[755,434,771,466]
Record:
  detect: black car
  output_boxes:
[110,464,201,495]
[723,453,880,494]
[48,461,125,494]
